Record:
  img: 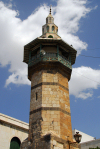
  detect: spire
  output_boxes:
[49,5,52,15]
[41,5,60,39]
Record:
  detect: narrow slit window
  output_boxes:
[36,92,38,101]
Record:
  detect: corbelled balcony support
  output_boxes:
[29,51,31,63]
[57,45,59,57]
[40,44,42,52]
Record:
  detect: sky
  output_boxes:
[0,0,100,140]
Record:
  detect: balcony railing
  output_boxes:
[28,53,72,70]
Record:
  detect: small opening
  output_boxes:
[47,26,49,32]
[52,26,55,31]
[36,92,38,101]
[44,134,51,142]
[46,18,48,23]
[57,29,58,34]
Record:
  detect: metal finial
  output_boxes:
[50,5,52,14]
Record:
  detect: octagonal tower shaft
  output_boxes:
[29,67,72,140]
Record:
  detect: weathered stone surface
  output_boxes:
[21,69,76,149]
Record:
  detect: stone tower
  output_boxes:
[21,8,78,149]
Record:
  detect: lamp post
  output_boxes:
[74,132,82,143]
[67,132,82,149]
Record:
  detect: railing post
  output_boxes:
[40,44,42,61]
[40,44,42,52]
[57,45,59,60]
[69,53,71,64]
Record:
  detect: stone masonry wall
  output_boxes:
[28,69,73,149]
[58,73,73,141]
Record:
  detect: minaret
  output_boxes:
[21,8,78,149]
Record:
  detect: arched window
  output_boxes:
[10,137,21,149]
[47,26,49,32]
[52,26,55,31]
[48,35,53,38]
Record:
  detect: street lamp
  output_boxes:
[74,132,82,143]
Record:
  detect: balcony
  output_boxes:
[28,53,72,70]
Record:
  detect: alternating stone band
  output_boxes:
[31,82,69,91]
[30,107,71,116]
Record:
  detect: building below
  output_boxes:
[81,139,100,149]
[0,113,28,149]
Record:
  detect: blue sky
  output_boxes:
[0,0,100,139]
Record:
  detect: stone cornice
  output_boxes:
[31,82,69,91]
[0,113,29,131]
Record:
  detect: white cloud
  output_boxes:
[5,68,30,87]
[69,66,100,99]
[54,0,91,54]
[98,96,100,99]
[0,2,48,86]
[76,92,93,100]
[0,0,99,100]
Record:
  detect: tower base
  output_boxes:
[21,132,80,149]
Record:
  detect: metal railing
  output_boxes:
[28,53,72,69]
